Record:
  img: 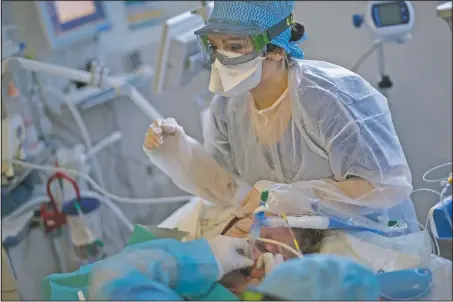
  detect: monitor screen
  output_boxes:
[46,1,106,35]
[124,1,167,30]
[54,1,96,24]
[377,2,404,26]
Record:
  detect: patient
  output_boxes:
[219,226,325,296]
[173,190,429,297]
[172,186,431,297]
[215,193,325,296]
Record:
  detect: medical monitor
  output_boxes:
[10,1,110,55]
[124,1,167,30]
[364,1,414,43]
[153,2,213,94]
[371,1,410,28]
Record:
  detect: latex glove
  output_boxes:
[143,118,178,150]
[256,253,284,275]
[208,235,254,280]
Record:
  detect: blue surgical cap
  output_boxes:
[250,254,380,300]
[208,1,307,59]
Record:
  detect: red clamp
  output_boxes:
[41,170,81,233]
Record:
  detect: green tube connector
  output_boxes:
[260,190,269,205]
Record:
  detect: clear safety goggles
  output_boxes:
[194,15,293,66]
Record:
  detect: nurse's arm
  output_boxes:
[143,122,250,208]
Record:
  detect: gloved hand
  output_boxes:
[208,235,254,280]
[143,118,178,151]
[256,252,284,275]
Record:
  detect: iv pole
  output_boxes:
[1,57,163,121]
[376,44,393,98]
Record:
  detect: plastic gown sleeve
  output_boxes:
[255,81,413,216]
[143,118,251,207]
[89,239,219,300]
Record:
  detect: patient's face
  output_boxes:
[219,192,305,296]
[224,216,299,259]
[221,221,299,296]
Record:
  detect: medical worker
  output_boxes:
[143,1,418,233]
[90,235,380,300]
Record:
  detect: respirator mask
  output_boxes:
[209,52,264,97]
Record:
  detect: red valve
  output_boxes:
[40,202,67,233]
[40,168,80,233]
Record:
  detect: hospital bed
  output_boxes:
[158,197,201,229]
[158,198,453,301]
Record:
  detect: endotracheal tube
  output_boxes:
[248,190,303,259]
[248,190,269,259]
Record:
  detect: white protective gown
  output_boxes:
[144,60,418,234]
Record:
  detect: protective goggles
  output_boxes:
[194,15,293,66]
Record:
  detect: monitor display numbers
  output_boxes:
[374,2,408,27]
[54,1,96,24]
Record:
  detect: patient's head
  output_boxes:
[257,226,325,258]
[219,227,325,296]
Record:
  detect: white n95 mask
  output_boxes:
[209,51,264,98]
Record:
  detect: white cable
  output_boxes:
[424,215,440,257]
[124,85,163,120]
[422,162,452,183]
[254,237,302,258]
[410,188,442,256]
[4,159,193,204]
[411,163,453,257]
[83,191,134,231]
[86,131,122,160]
[411,188,442,198]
